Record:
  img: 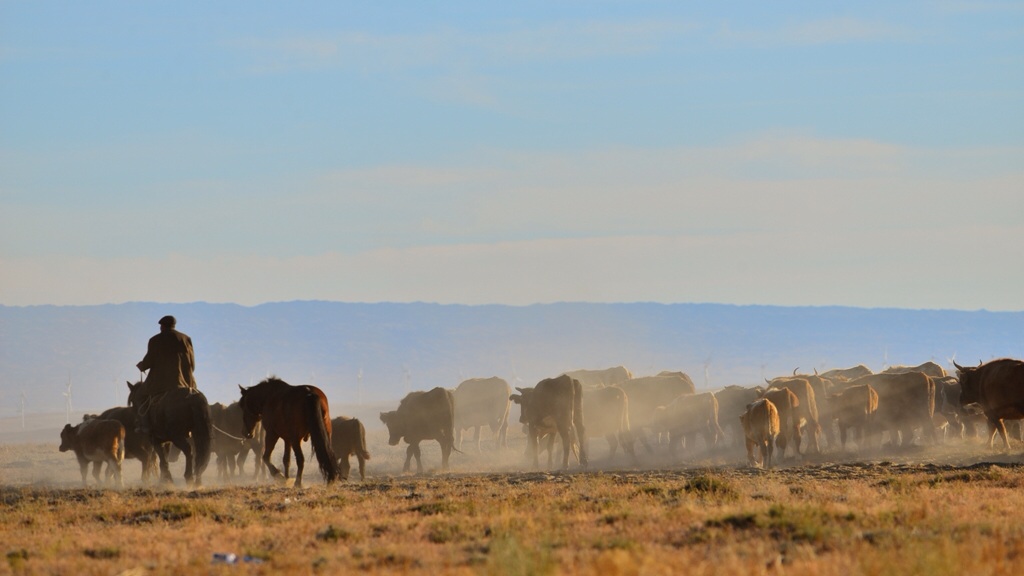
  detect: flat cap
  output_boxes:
[158,315,176,327]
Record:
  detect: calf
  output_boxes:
[59,419,125,488]
[741,399,780,469]
[331,416,371,480]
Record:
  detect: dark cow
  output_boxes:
[767,377,822,454]
[714,385,765,449]
[760,387,800,459]
[509,374,587,470]
[380,387,456,474]
[955,358,1024,450]
[617,374,695,453]
[845,372,936,448]
[741,399,780,469]
[452,377,511,451]
[210,402,265,481]
[84,407,158,483]
[829,384,878,451]
[331,416,370,481]
[563,366,633,389]
[59,419,126,488]
[581,385,636,465]
[884,361,947,379]
[659,392,725,457]
[933,376,967,440]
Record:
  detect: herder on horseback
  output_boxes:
[130,315,212,486]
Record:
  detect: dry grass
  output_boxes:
[5,427,1024,575]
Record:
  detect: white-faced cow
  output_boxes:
[510,374,587,470]
[59,419,126,488]
[380,387,456,474]
[452,377,511,451]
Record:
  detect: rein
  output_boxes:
[212,424,248,443]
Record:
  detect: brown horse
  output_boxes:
[126,381,212,487]
[238,377,340,486]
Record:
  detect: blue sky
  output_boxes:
[2,2,1022,310]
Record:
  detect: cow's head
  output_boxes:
[58,423,76,452]
[952,360,983,406]
[237,385,260,439]
[379,411,404,445]
[509,387,534,425]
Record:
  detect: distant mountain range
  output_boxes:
[1,301,1021,418]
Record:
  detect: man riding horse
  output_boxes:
[137,315,197,394]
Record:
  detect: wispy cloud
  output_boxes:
[718,17,915,46]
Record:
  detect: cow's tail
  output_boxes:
[356,419,371,461]
[190,394,213,476]
[303,393,340,484]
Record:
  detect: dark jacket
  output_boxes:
[137,328,196,393]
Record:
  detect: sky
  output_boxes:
[1,2,1022,311]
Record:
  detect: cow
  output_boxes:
[933,376,967,440]
[658,392,725,458]
[331,416,370,481]
[616,374,695,453]
[766,377,822,454]
[829,384,878,451]
[509,374,587,470]
[714,385,765,449]
[844,372,936,448]
[210,402,265,481]
[884,362,947,379]
[59,418,126,488]
[380,387,456,474]
[954,358,1024,450]
[563,366,633,389]
[780,371,839,451]
[740,399,780,469]
[821,365,873,382]
[83,407,158,483]
[581,385,636,465]
[452,377,511,451]
[760,387,800,459]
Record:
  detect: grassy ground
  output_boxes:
[4,428,1024,575]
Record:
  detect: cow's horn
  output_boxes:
[792,367,800,376]
[952,360,964,371]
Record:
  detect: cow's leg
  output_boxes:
[292,441,305,487]
[455,429,464,452]
[474,426,483,452]
[990,418,1011,451]
[762,440,771,469]
[404,444,415,473]
[605,434,618,461]
[413,443,424,474]
[338,454,351,481]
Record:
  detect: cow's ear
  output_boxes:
[509,394,521,404]
[515,387,525,393]
[238,384,247,394]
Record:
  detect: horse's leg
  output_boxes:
[156,442,174,485]
[262,436,282,480]
[174,437,196,488]
[282,443,292,480]
[293,440,306,488]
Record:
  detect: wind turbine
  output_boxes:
[703,354,713,389]
[64,376,73,424]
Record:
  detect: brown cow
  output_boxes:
[617,374,695,453]
[955,358,1024,450]
[84,407,158,483]
[331,416,370,480]
[563,366,633,389]
[767,377,822,454]
[884,361,947,379]
[59,419,126,488]
[452,377,511,451]
[509,374,587,470]
[741,399,780,469]
[761,387,800,459]
[379,387,456,474]
[829,384,878,451]
[844,372,936,448]
[715,385,765,449]
[581,385,636,465]
[659,392,725,457]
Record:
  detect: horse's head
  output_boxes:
[238,385,261,439]
[126,380,148,407]
[379,411,404,446]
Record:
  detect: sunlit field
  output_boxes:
[4,413,1024,576]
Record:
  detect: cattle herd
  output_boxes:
[60,358,1024,487]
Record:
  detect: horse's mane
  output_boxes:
[257,376,288,387]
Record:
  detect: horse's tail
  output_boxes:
[305,393,340,484]
[190,394,213,475]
